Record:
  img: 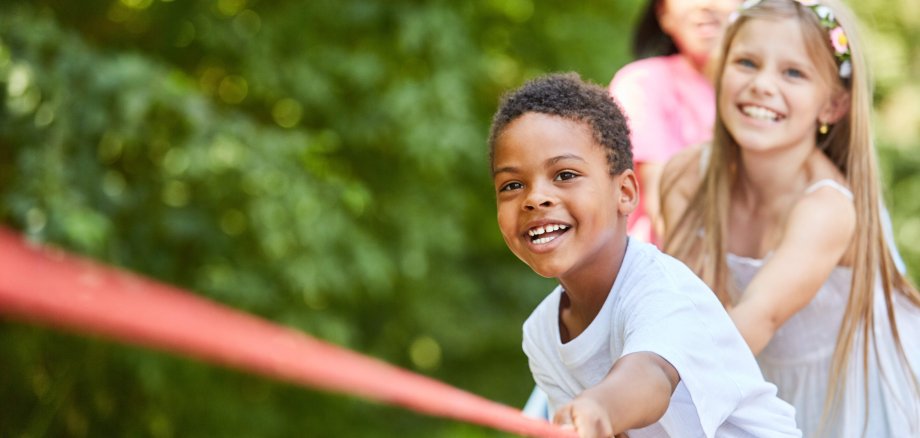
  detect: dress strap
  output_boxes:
[804,179,854,201]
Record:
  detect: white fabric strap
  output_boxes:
[803,179,854,201]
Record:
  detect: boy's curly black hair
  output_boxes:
[488,72,633,175]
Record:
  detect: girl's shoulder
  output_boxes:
[789,179,855,230]
[798,152,854,206]
[659,144,707,232]
[784,163,856,262]
[616,55,675,74]
[661,143,706,200]
[610,55,679,89]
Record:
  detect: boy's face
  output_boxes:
[492,112,636,279]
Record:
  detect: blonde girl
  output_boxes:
[660,0,920,436]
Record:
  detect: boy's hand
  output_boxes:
[552,352,678,437]
[553,397,614,438]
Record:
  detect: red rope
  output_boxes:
[0,228,573,438]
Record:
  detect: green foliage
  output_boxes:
[850,0,920,285]
[0,1,641,437]
[2,0,918,437]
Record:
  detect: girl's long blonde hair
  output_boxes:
[662,0,920,429]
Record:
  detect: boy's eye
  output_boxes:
[554,171,578,181]
[499,181,523,192]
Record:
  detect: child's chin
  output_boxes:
[514,252,563,278]
[526,263,562,279]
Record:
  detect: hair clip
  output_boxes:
[803,2,851,78]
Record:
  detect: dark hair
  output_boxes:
[488,72,633,175]
[633,0,678,59]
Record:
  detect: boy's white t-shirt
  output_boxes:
[522,239,801,437]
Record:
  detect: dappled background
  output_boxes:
[1,0,918,436]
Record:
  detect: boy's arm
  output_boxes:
[553,351,679,438]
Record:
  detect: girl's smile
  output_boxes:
[719,16,839,153]
[739,103,784,122]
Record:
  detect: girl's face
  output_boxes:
[658,0,741,65]
[719,16,840,153]
[492,113,634,280]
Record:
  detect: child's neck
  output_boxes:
[557,237,629,343]
[679,52,714,83]
[737,146,817,203]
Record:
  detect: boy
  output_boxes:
[488,73,800,437]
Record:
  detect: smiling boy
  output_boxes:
[488,73,800,438]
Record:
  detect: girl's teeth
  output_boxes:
[742,105,779,121]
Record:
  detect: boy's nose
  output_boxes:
[524,200,553,211]
[523,190,555,210]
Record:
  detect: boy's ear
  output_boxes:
[617,169,639,216]
[820,91,851,124]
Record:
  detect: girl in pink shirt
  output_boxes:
[609,0,740,244]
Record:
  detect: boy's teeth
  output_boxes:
[533,235,557,245]
[742,105,779,121]
[528,224,569,237]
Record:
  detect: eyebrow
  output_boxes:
[731,46,811,70]
[491,153,587,177]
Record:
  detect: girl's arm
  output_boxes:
[553,352,679,438]
[730,188,856,354]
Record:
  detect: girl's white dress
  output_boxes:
[727,180,920,437]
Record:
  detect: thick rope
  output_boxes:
[0,228,573,438]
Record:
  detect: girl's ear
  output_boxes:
[820,91,851,125]
[617,169,639,216]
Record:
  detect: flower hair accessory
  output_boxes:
[737,0,852,79]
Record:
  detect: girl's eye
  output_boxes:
[785,68,804,79]
[555,171,578,181]
[737,58,756,68]
[499,181,523,192]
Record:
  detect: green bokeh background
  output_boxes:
[1,1,918,436]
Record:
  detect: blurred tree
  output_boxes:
[0,1,641,437]
[1,0,917,437]
[849,1,920,280]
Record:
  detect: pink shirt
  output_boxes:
[609,54,716,243]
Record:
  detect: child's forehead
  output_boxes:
[511,111,591,132]
[729,16,809,51]
[499,113,599,148]
[493,113,606,161]
[733,15,802,39]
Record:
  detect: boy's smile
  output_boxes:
[492,112,634,281]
